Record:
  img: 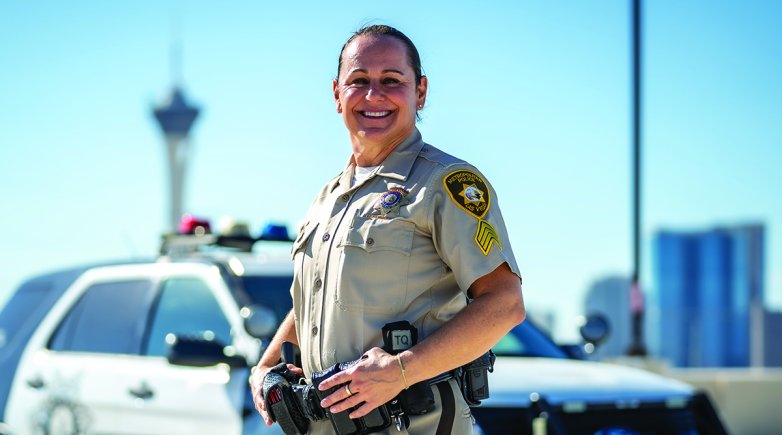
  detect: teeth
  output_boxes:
[363,111,391,117]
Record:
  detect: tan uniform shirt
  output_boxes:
[290,129,520,433]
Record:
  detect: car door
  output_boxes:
[6,264,250,435]
[129,272,245,434]
[6,273,160,434]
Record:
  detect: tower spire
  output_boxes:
[152,11,200,234]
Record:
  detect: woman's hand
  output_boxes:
[249,362,303,425]
[317,347,405,419]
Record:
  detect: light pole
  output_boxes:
[627,0,648,356]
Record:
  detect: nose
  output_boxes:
[366,80,384,101]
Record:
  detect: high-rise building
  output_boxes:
[654,224,764,367]
[583,276,632,359]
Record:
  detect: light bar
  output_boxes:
[179,214,212,236]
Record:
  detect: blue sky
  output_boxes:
[1,0,780,342]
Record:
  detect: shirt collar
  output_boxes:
[375,128,424,181]
[333,129,424,192]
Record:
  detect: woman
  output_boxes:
[250,25,525,434]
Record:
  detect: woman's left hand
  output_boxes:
[317,347,405,419]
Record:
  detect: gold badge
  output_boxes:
[444,169,501,255]
[367,187,409,219]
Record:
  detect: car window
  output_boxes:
[493,321,570,358]
[239,275,293,325]
[144,277,232,357]
[48,279,155,355]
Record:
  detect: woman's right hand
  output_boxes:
[249,363,304,425]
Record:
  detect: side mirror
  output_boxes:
[242,304,277,338]
[578,313,610,346]
[167,335,247,368]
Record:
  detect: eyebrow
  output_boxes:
[348,68,406,75]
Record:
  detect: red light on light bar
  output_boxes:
[179,214,212,236]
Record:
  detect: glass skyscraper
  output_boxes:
[654,224,764,367]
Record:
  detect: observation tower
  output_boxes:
[152,41,200,233]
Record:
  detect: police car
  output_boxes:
[0,217,291,435]
[0,217,726,434]
[472,319,728,434]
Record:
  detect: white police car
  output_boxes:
[0,217,727,435]
[0,218,292,435]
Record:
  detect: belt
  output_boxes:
[428,370,456,385]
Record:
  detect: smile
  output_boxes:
[360,111,392,118]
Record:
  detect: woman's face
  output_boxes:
[334,35,427,150]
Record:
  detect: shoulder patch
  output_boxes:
[476,220,502,255]
[443,169,501,255]
[443,169,491,219]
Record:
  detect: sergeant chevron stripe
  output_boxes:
[475,219,502,255]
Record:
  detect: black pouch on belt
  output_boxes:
[457,349,496,406]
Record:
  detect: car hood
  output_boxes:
[483,357,694,407]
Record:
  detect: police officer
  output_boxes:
[250,25,525,434]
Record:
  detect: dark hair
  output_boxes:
[336,25,423,86]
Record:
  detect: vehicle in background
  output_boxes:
[472,318,728,434]
[1,218,292,435]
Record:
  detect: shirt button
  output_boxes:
[366,237,374,245]
[314,278,322,290]
[312,326,318,336]
[322,233,330,242]
[340,194,350,201]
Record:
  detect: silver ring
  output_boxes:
[345,383,353,396]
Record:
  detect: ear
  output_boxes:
[333,80,342,113]
[416,75,428,109]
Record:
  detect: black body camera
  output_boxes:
[381,321,436,416]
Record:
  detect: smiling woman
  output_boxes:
[333,29,428,166]
[249,24,526,435]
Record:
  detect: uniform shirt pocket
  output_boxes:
[336,216,414,314]
[343,216,415,255]
[291,221,318,261]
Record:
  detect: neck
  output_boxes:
[350,129,412,167]
[352,143,398,167]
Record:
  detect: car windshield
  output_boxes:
[239,275,294,326]
[0,281,53,351]
[492,320,569,359]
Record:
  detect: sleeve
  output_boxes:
[427,163,521,293]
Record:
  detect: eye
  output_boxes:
[348,77,369,86]
[382,77,401,86]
